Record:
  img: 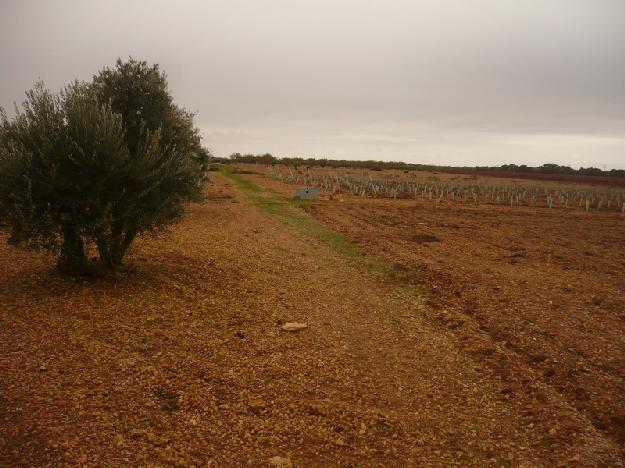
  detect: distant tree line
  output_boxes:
[228,153,625,178]
[487,163,625,178]
[229,153,424,171]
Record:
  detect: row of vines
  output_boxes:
[265,166,625,212]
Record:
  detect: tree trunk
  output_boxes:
[95,234,112,269]
[57,227,88,276]
[110,229,136,267]
[96,226,136,270]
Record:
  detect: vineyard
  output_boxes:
[265,165,625,212]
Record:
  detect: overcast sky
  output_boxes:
[1,0,624,168]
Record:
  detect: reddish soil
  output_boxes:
[302,189,625,452]
[441,170,625,188]
[1,172,624,466]
[247,167,625,449]
[246,166,625,453]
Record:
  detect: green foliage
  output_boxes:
[0,59,207,276]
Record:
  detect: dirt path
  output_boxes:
[1,173,622,466]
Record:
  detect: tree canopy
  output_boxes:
[0,59,207,276]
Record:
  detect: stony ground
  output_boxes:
[1,172,623,466]
[299,180,625,455]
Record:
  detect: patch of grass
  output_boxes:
[220,166,390,275]
[220,166,427,299]
[222,169,263,193]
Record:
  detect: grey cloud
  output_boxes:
[1,0,624,167]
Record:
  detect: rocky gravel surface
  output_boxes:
[1,174,622,466]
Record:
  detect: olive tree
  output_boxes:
[0,59,206,275]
